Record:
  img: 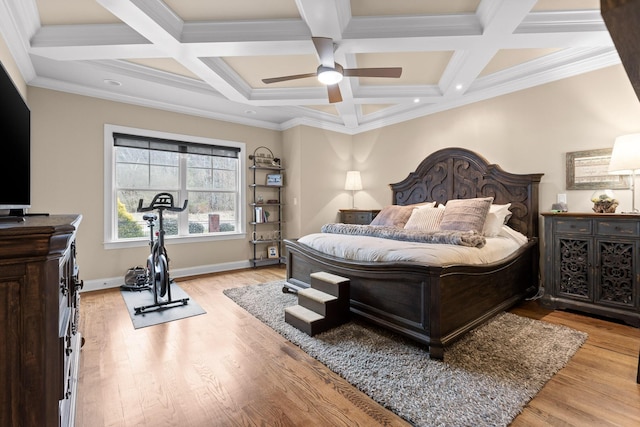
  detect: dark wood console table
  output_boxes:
[542,212,640,327]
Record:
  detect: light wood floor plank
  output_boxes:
[76,267,640,426]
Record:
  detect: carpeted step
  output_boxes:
[298,287,338,316]
[286,271,351,336]
[284,304,328,336]
[310,271,350,298]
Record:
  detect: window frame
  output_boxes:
[104,124,246,249]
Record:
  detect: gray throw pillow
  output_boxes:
[370,205,415,228]
[439,197,494,234]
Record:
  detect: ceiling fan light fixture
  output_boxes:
[317,65,343,85]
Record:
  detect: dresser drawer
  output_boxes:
[555,219,592,234]
[596,220,639,236]
[343,212,371,224]
[342,212,357,223]
[340,210,379,225]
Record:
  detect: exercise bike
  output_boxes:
[134,192,189,315]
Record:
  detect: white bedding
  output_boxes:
[297,225,529,266]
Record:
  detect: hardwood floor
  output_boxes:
[76,266,640,426]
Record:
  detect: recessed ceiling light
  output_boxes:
[413,98,420,103]
[455,84,463,90]
[103,79,122,86]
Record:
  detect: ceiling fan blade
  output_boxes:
[343,67,403,78]
[312,37,335,68]
[262,72,317,84]
[327,84,342,103]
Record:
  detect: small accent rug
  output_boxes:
[121,282,206,329]
[224,281,588,427]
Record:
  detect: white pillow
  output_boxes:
[413,201,437,209]
[404,207,445,232]
[483,203,512,237]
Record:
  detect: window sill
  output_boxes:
[104,232,247,250]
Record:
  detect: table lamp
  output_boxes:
[608,133,640,212]
[344,171,362,209]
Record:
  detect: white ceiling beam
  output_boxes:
[94,0,249,102]
[0,0,39,80]
[295,0,358,127]
[295,0,350,40]
[29,7,614,60]
[8,0,619,133]
[440,0,538,97]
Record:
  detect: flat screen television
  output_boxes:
[0,61,30,214]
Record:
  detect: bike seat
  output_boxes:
[143,213,157,221]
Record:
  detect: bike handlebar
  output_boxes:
[137,192,188,213]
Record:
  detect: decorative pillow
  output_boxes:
[483,203,512,237]
[370,205,415,228]
[439,197,494,233]
[404,207,445,232]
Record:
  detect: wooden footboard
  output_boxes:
[285,238,538,359]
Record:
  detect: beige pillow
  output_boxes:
[404,207,445,231]
[483,203,512,237]
[370,205,415,228]
[440,197,494,233]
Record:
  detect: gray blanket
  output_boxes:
[321,223,486,248]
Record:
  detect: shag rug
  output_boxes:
[224,281,588,427]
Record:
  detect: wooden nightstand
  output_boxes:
[339,209,380,225]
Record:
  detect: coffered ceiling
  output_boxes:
[0,0,619,134]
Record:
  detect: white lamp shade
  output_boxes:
[344,171,363,191]
[608,133,640,173]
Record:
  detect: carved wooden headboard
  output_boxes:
[390,147,543,239]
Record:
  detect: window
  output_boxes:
[104,125,245,248]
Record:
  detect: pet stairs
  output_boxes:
[285,272,350,336]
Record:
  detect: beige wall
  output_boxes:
[17,59,640,286]
[282,126,302,238]
[284,126,352,237]
[285,64,640,242]
[28,87,282,285]
[352,65,640,216]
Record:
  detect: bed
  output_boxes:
[284,147,543,359]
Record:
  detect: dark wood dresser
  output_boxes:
[0,215,82,427]
[542,212,640,327]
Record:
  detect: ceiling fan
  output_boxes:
[261,37,403,103]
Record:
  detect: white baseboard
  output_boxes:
[81,260,252,292]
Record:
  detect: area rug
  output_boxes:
[121,282,206,329]
[224,281,588,427]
